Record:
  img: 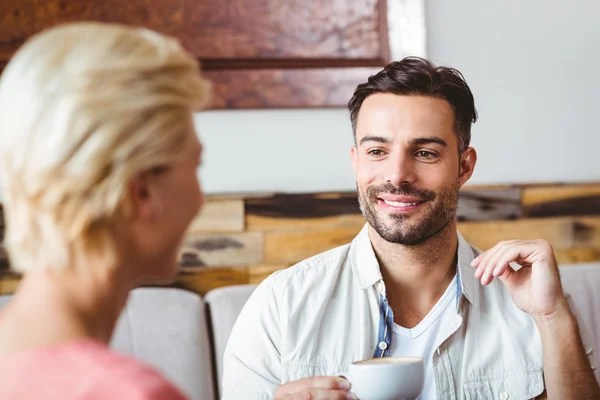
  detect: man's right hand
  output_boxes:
[274,376,357,400]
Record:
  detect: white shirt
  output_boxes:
[389,277,458,400]
[222,224,596,400]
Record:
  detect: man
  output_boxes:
[222,57,599,399]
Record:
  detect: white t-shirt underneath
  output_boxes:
[389,277,458,400]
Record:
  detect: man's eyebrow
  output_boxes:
[359,136,391,146]
[411,137,448,147]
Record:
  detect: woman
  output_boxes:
[0,22,211,398]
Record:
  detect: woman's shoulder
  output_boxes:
[0,339,187,399]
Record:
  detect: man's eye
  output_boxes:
[416,151,436,159]
[368,149,385,156]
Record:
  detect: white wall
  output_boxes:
[197,0,600,194]
[426,0,600,187]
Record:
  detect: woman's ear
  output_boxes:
[128,172,162,221]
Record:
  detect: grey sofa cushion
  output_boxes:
[111,288,215,400]
[559,263,600,381]
[204,284,257,396]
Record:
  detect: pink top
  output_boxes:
[0,339,188,399]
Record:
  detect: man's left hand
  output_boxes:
[471,239,567,319]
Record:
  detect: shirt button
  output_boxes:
[499,392,509,400]
[378,341,388,350]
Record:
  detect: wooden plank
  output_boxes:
[187,200,244,233]
[207,67,384,109]
[264,228,360,264]
[205,193,272,201]
[0,1,386,61]
[0,246,7,271]
[522,184,600,218]
[0,274,19,295]
[179,232,263,267]
[457,188,522,222]
[246,192,360,219]
[458,218,574,251]
[167,268,248,296]
[573,217,600,248]
[247,214,365,232]
[458,217,600,251]
[522,184,600,205]
[555,248,599,265]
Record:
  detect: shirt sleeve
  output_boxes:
[221,273,283,400]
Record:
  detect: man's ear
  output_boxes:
[351,146,358,175]
[128,172,161,221]
[458,147,477,188]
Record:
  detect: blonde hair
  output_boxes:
[0,22,211,273]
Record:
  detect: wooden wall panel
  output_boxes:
[522,184,600,218]
[554,248,599,264]
[458,218,576,251]
[246,192,360,219]
[179,232,263,267]
[183,0,386,61]
[247,214,365,233]
[456,188,522,221]
[0,183,598,296]
[169,268,248,295]
[0,0,393,108]
[522,184,600,205]
[0,246,7,270]
[265,228,359,264]
[187,200,244,233]
[205,68,380,109]
[0,0,386,62]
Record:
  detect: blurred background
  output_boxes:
[0,0,598,285]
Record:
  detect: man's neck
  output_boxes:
[369,222,459,327]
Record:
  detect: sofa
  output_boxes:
[0,263,598,399]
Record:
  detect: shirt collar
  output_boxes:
[351,224,383,290]
[456,230,480,308]
[350,224,480,308]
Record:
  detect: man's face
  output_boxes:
[351,94,475,245]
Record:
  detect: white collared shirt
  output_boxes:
[222,225,596,400]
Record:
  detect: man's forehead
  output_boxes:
[355,94,456,142]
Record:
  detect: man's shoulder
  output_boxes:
[269,242,353,285]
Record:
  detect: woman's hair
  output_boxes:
[0,22,211,273]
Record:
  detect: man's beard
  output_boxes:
[357,181,459,246]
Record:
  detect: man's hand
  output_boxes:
[470,239,566,319]
[274,376,356,400]
[472,239,600,399]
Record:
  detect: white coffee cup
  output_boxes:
[347,356,424,400]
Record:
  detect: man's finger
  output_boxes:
[306,389,356,400]
[275,377,351,397]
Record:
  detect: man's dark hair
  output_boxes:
[348,57,478,153]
